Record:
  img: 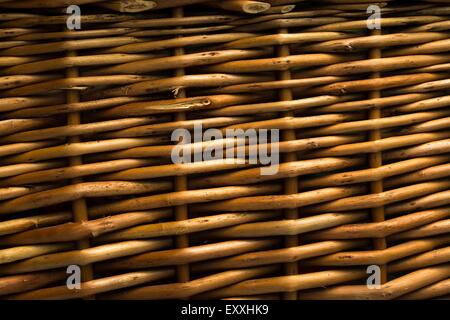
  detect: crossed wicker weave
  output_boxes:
[0,0,449,300]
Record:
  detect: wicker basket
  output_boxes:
[0,0,449,300]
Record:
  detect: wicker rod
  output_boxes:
[0,0,448,300]
[172,6,190,285]
[369,28,388,283]
[66,47,95,296]
[277,27,298,300]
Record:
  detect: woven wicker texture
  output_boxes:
[0,0,449,300]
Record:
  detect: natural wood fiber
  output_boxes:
[0,0,449,300]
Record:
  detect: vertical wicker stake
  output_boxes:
[277,27,299,300]
[368,29,387,284]
[66,45,94,294]
[172,7,191,287]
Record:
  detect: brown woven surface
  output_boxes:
[0,0,449,300]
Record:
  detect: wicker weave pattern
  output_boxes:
[0,0,449,300]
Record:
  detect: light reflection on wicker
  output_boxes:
[0,0,449,300]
